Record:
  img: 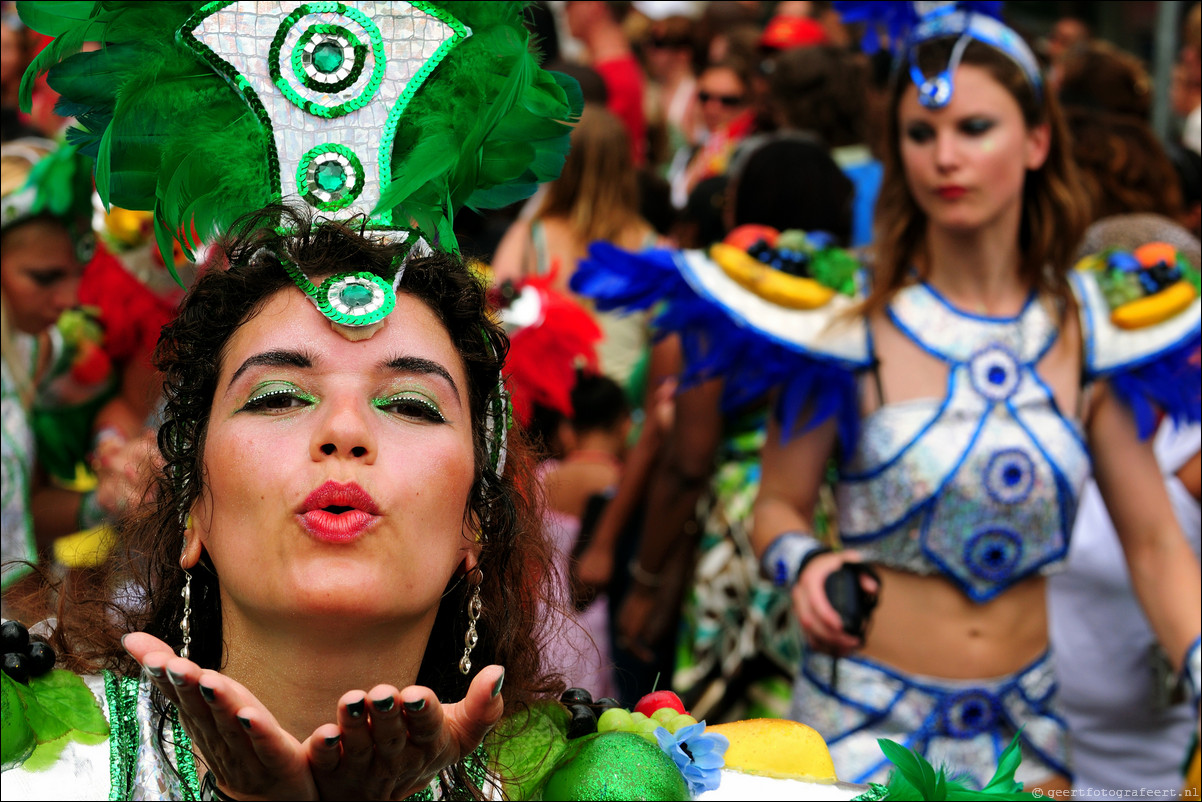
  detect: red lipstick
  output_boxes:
[298,481,380,543]
[937,185,967,200]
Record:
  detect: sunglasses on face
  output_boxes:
[698,91,745,107]
[649,35,689,49]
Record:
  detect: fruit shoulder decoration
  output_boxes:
[1079,243,1201,330]
[1,621,108,772]
[709,226,859,311]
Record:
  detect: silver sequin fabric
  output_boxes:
[191,1,460,221]
[791,650,1069,788]
[836,283,1090,602]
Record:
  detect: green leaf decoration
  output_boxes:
[2,672,36,771]
[25,670,110,737]
[877,736,1038,801]
[489,700,570,802]
[3,669,109,773]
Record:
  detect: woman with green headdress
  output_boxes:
[2,2,589,798]
[1,137,100,601]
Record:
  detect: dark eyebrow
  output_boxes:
[228,349,313,388]
[384,355,461,402]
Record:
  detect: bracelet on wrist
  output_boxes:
[760,530,829,589]
[1182,635,1201,708]
[628,559,664,589]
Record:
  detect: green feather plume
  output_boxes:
[18,0,579,278]
[875,735,1037,800]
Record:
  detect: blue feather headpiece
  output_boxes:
[835,1,1041,109]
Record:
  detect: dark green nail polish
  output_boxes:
[372,695,395,713]
[402,698,426,713]
[167,668,188,687]
[145,665,165,679]
[492,669,505,699]
[346,698,365,718]
[199,684,216,702]
[324,734,341,748]
[238,715,252,730]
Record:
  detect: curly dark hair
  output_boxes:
[41,205,563,797]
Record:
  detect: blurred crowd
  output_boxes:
[2,1,1200,797]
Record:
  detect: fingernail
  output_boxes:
[402,698,426,713]
[120,634,130,651]
[238,715,252,731]
[166,668,188,686]
[199,684,216,702]
[371,695,395,713]
[491,669,505,699]
[346,698,366,718]
[324,734,341,748]
[145,665,165,679]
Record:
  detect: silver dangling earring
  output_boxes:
[459,568,483,675]
[180,512,193,660]
[180,568,193,660]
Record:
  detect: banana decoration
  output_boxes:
[710,242,837,311]
[1078,243,1201,331]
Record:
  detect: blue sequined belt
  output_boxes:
[790,650,1071,787]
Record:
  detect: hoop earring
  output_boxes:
[459,568,483,675]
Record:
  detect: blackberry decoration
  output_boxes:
[560,686,593,706]
[566,703,598,739]
[3,653,29,685]
[1,620,29,654]
[1,622,56,684]
[25,642,56,677]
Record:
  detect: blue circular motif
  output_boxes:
[940,690,999,739]
[965,528,1023,581]
[969,345,1021,401]
[984,449,1035,504]
[919,74,952,108]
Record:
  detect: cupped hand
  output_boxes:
[308,666,506,801]
[790,550,878,657]
[123,632,321,801]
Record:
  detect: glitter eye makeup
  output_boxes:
[239,381,318,414]
[372,391,446,423]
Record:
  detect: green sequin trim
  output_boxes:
[291,24,368,94]
[104,672,200,800]
[181,1,282,200]
[376,1,469,227]
[283,261,397,327]
[851,782,891,801]
[297,142,365,212]
[268,3,386,119]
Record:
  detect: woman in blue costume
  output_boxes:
[573,3,1202,791]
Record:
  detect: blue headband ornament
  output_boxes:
[835,1,1042,109]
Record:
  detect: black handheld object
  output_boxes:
[823,562,881,638]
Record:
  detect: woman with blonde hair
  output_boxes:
[493,104,656,387]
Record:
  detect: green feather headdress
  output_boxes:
[1,138,97,263]
[18,1,582,285]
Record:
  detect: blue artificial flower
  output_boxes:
[654,721,730,796]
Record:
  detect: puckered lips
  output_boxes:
[936,184,968,200]
[297,481,380,543]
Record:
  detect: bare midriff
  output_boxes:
[858,566,1048,679]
